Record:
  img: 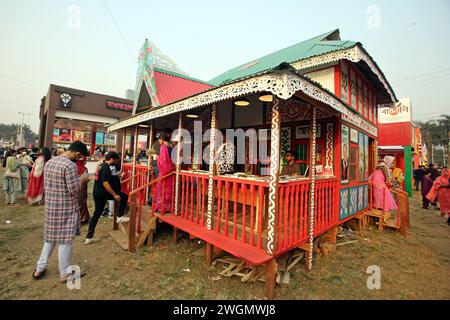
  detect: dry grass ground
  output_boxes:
[0,166,449,300]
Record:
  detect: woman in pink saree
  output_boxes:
[427,167,450,224]
[154,133,175,213]
[369,156,398,211]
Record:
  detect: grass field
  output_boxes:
[1,166,449,299]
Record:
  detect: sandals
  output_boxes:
[32,269,46,280]
[59,270,86,284]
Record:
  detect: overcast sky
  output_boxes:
[0,0,449,133]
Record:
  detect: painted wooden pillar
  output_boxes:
[146,121,154,200]
[404,146,412,197]
[121,128,126,169]
[90,131,96,157]
[174,113,183,215]
[206,104,217,230]
[307,105,317,272]
[131,126,139,190]
[266,97,281,256]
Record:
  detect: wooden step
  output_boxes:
[383,218,399,229]
[109,230,129,250]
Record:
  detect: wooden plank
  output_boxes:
[119,222,129,236]
[109,230,128,250]
[250,267,266,282]
[241,268,258,283]
[227,261,246,276]
[336,240,359,247]
[277,254,290,272]
[137,216,157,249]
[219,263,237,276]
[286,252,305,272]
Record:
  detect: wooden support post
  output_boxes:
[131,126,139,190]
[266,97,281,256]
[206,104,217,230]
[264,259,277,300]
[146,121,154,201]
[128,193,137,252]
[121,128,126,169]
[307,105,317,272]
[328,226,338,245]
[113,199,118,231]
[174,113,182,215]
[206,243,214,268]
[173,227,179,244]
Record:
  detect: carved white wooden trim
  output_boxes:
[108,70,377,136]
[206,104,217,230]
[266,97,280,255]
[174,113,182,215]
[291,45,396,104]
[308,106,317,271]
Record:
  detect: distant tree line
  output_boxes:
[414,115,450,165]
[0,123,37,147]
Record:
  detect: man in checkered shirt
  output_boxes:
[32,141,89,283]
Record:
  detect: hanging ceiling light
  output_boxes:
[186,113,199,118]
[234,98,250,107]
[258,93,273,102]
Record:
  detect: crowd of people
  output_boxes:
[368,157,450,226]
[414,163,450,225]
[2,129,178,283]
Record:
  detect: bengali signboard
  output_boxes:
[106,100,134,112]
[378,98,412,124]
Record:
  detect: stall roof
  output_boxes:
[153,68,214,105]
[210,29,354,86]
[209,29,397,103]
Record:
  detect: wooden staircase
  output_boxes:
[109,205,158,250]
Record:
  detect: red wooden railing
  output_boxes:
[314,179,338,235]
[275,178,337,254]
[127,171,176,252]
[178,172,270,250]
[121,164,153,199]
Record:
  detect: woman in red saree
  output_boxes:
[428,167,450,225]
[154,133,175,213]
[76,156,90,224]
[26,148,51,205]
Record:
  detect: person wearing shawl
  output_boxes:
[368,156,398,211]
[421,170,434,209]
[26,147,52,205]
[427,167,450,225]
[154,133,175,213]
[3,149,21,205]
[76,155,90,224]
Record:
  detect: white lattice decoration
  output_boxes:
[206,104,217,230]
[108,70,377,137]
[174,113,182,215]
[291,45,396,104]
[308,106,317,271]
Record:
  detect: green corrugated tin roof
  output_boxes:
[209,29,357,86]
